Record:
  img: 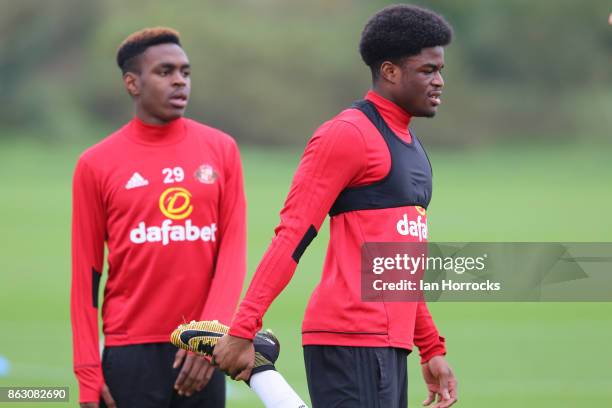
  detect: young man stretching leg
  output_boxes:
[212,5,458,408]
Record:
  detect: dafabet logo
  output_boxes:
[159,187,193,220]
[396,207,428,242]
[130,187,217,246]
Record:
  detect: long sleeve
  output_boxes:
[230,120,366,339]
[199,140,247,325]
[414,301,446,364]
[70,158,106,403]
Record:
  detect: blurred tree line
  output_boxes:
[0,0,610,147]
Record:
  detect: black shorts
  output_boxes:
[304,345,408,408]
[101,343,225,408]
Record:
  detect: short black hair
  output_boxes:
[116,27,181,74]
[359,5,453,77]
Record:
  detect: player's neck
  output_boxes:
[371,85,396,105]
[135,110,179,126]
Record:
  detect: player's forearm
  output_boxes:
[229,238,301,338]
[414,302,447,363]
[70,265,104,402]
[71,252,106,401]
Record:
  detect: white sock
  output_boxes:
[249,370,309,408]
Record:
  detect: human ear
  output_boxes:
[379,61,400,84]
[123,72,140,97]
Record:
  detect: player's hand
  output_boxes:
[173,349,216,397]
[80,383,116,408]
[421,355,457,408]
[211,334,254,381]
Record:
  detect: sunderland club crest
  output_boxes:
[194,164,218,184]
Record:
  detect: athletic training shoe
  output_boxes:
[170,320,280,375]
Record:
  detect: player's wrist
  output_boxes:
[228,324,256,340]
[420,349,447,365]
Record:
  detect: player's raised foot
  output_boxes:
[171,320,228,355]
[170,320,280,374]
[251,328,280,375]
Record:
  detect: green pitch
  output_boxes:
[0,140,610,407]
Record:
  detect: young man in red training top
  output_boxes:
[71,28,246,407]
[212,5,458,408]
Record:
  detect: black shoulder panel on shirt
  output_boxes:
[292,225,318,263]
[92,268,101,308]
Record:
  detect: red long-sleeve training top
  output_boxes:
[71,117,246,403]
[230,91,445,362]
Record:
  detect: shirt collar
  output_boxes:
[127,116,187,146]
[364,90,412,139]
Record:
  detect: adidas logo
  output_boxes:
[125,172,149,190]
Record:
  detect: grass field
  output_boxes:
[0,140,611,407]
